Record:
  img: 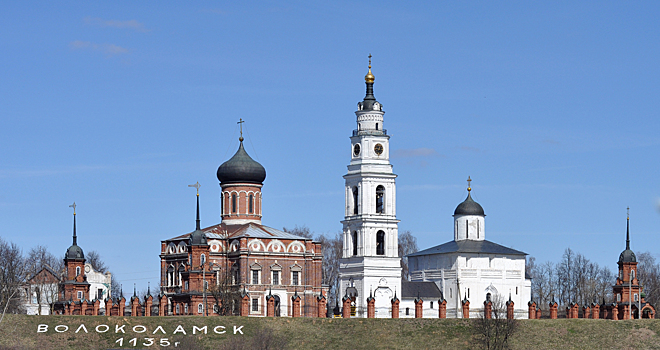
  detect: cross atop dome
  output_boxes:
[365,54,375,83]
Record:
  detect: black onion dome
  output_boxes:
[189,229,207,246]
[454,192,485,216]
[66,244,85,260]
[217,142,266,184]
[619,249,636,263]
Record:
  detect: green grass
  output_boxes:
[1,315,659,349]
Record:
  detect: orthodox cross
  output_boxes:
[69,202,76,215]
[188,181,201,195]
[237,118,245,141]
[368,54,372,69]
[467,176,472,192]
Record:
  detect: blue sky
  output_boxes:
[1,1,659,293]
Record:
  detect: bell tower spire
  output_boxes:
[70,202,77,245]
[626,206,630,250]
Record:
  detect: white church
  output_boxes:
[338,57,531,318]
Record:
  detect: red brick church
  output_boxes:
[160,133,326,317]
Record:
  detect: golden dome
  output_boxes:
[365,54,375,83]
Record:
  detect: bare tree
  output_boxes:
[530,260,557,311]
[398,230,418,280]
[282,225,314,239]
[86,250,108,273]
[316,233,342,306]
[24,246,62,314]
[474,293,517,350]
[0,237,26,317]
[637,252,660,307]
[208,270,240,316]
[532,248,613,311]
[110,277,122,300]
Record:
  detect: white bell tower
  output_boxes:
[339,56,401,318]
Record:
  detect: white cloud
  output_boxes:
[69,40,129,56]
[84,17,148,32]
[391,148,442,159]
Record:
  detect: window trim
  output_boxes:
[251,298,259,313]
[272,270,280,285]
[251,270,260,285]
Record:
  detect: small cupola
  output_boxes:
[453,177,486,241]
[357,54,383,113]
[454,177,485,216]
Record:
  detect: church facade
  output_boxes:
[338,58,530,319]
[160,135,326,317]
[407,182,532,318]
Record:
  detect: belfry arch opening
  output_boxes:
[376,230,385,255]
[352,187,358,215]
[352,231,358,256]
[376,185,385,214]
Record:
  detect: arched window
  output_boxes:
[176,304,180,314]
[201,254,206,266]
[249,194,254,214]
[376,230,385,255]
[352,187,359,215]
[167,266,174,286]
[376,123,379,130]
[198,303,204,314]
[76,266,81,276]
[376,185,385,214]
[352,231,358,256]
[220,192,223,215]
[631,269,636,279]
[231,194,237,213]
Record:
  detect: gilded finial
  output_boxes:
[69,202,77,215]
[237,118,245,142]
[467,176,472,192]
[365,54,375,83]
[627,206,630,220]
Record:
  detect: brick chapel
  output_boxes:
[53,204,112,315]
[160,133,326,317]
[609,213,655,319]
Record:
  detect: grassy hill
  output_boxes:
[1,315,659,350]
